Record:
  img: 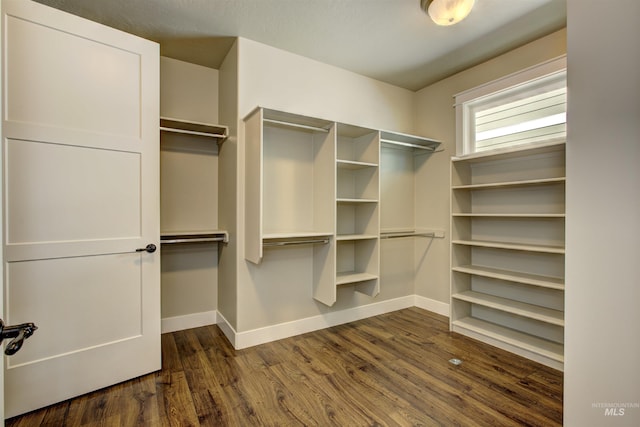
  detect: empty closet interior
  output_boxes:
[158,50,566,370]
[244,107,443,308]
[159,58,227,329]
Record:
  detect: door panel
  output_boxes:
[2,0,160,417]
[6,139,141,245]
[6,254,143,365]
[5,9,141,137]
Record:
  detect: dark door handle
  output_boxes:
[136,243,157,253]
[0,319,37,356]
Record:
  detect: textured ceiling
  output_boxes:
[34,0,566,91]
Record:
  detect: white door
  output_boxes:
[1,0,160,417]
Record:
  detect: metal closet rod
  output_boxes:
[263,118,330,133]
[263,238,330,247]
[380,138,437,151]
[161,236,226,244]
[380,232,436,239]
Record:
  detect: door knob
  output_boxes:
[135,243,157,253]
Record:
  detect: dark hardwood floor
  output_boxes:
[6,307,563,426]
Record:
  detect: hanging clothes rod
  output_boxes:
[380,231,436,239]
[380,138,438,152]
[263,238,330,247]
[263,118,330,133]
[161,236,226,244]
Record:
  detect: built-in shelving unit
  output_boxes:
[160,117,228,243]
[244,107,441,307]
[159,114,228,333]
[335,123,380,297]
[450,141,566,370]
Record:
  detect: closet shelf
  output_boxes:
[261,108,333,133]
[452,213,565,218]
[160,117,228,140]
[452,239,565,254]
[452,140,565,163]
[337,198,378,204]
[336,271,378,286]
[161,230,229,244]
[336,159,378,169]
[452,317,564,364]
[452,265,564,290]
[452,291,564,326]
[337,234,378,241]
[263,231,333,240]
[380,130,441,153]
[380,231,436,239]
[263,238,329,247]
[452,177,566,190]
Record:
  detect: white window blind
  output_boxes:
[455,56,567,156]
[474,86,566,151]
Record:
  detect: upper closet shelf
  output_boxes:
[160,117,228,141]
[380,130,441,153]
[161,230,229,244]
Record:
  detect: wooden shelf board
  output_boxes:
[336,271,378,286]
[336,159,378,169]
[160,117,228,139]
[451,140,565,163]
[452,317,564,363]
[336,198,378,204]
[452,213,565,218]
[336,234,378,241]
[452,239,565,254]
[452,290,564,326]
[380,130,441,152]
[452,265,564,289]
[263,231,333,240]
[452,177,565,190]
[161,229,228,244]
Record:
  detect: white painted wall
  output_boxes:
[159,57,220,330]
[237,38,415,132]
[564,1,640,425]
[217,41,240,330]
[234,38,416,333]
[413,29,567,305]
[160,56,219,123]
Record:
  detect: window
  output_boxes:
[455,56,567,156]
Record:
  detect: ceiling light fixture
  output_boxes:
[420,0,476,26]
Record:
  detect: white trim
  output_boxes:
[453,55,567,105]
[207,297,450,349]
[161,310,217,334]
[232,296,416,350]
[216,311,237,346]
[414,295,450,317]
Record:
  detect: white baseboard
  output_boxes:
[210,295,450,349]
[414,295,450,317]
[220,295,415,350]
[161,310,217,334]
[216,311,236,346]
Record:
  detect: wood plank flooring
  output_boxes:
[6,307,563,426]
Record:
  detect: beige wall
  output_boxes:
[159,57,220,324]
[412,29,567,304]
[218,41,240,330]
[234,38,417,332]
[565,0,640,424]
[160,56,219,123]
